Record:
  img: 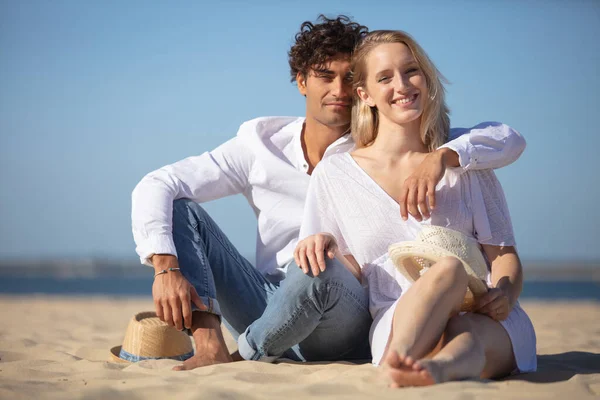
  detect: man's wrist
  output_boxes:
[151,254,178,272]
[437,147,460,168]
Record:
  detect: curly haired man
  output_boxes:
[131,15,526,369]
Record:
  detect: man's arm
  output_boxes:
[398,122,526,221]
[443,121,526,170]
[132,135,253,267]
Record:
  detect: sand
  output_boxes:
[0,296,599,399]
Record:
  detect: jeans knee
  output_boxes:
[172,199,211,229]
[286,258,351,297]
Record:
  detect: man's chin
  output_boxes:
[318,114,351,129]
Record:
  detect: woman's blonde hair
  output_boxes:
[351,30,449,150]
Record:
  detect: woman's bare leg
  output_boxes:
[388,313,516,387]
[381,257,468,374]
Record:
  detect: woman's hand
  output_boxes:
[474,287,511,321]
[479,245,523,322]
[294,233,338,276]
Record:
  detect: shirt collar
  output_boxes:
[292,118,354,173]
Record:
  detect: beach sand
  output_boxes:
[1,296,599,399]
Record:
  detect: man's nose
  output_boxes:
[331,76,351,98]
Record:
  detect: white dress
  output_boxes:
[299,152,537,372]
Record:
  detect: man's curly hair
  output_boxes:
[288,15,368,83]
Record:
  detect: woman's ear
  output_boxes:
[356,87,375,107]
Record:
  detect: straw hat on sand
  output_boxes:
[388,226,489,312]
[110,311,194,363]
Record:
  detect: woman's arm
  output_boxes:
[477,244,523,320]
[338,253,362,282]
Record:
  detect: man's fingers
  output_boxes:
[417,181,429,219]
[190,287,208,311]
[170,297,183,331]
[181,292,193,330]
[399,184,409,221]
[427,181,436,211]
[406,185,422,221]
[162,301,173,326]
[154,298,164,321]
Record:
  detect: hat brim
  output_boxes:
[389,241,488,296]
[109,346,131,364]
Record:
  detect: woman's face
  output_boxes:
[358,42,428,127]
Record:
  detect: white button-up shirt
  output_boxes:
[131,116,525,280]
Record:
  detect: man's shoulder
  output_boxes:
[237,116,304,140]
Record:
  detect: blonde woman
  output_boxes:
[295,30,536,386]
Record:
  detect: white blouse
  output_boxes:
[299,152,518,363]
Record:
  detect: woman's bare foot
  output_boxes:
[383,351,445,387]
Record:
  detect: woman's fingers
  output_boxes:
[306,242,321,276]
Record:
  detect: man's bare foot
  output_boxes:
[230,350,244,362]
[383,351,445,387]
[173,311,233,371]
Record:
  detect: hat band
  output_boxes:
[119,348,195,362]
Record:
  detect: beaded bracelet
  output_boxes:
[153,267,181,278]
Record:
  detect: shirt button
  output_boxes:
[303,163,308,169]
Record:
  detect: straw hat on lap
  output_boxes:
[388,226,489,312]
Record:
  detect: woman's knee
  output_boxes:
[429,256,468,289]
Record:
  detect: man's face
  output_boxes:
[297,54,353,129]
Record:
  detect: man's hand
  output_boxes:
[399,148,459,221]
[474,287,511,321]
[294,233,338,277]
[151,254,207,331]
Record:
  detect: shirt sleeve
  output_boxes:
[441,122,526,170]
[299,165,350,255]
[468,169,516,247]
[131,132,254,266]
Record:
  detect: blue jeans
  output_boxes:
[171,199,372,362]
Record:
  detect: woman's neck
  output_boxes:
[365,117,428,163]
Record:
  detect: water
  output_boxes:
[0,277,598,301]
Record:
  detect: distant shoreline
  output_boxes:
[0,259,599,281]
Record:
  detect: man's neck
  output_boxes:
[301,116,349,174]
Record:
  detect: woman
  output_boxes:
[295,30,536,386]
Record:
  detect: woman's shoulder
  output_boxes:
[313,152,353,177]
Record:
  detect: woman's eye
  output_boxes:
[377,76,390,83]
[406,68,418,74]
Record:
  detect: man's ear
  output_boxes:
[296,72,307,97]
[356,86,375,107]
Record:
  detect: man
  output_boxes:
[131,15,525,370]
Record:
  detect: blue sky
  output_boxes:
[1,0,599,263]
